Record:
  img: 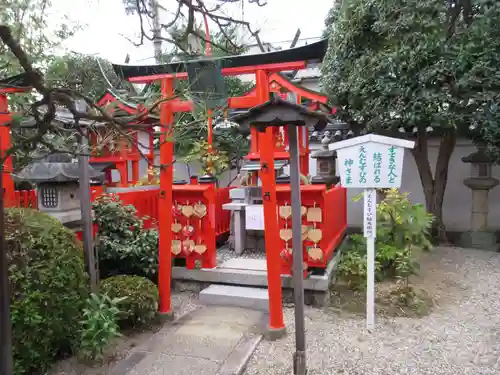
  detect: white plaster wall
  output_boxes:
[116,153,239,187]
[172,160,239,187]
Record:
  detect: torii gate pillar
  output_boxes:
[255,70,286,338]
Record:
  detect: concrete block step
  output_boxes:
[199,285,269,312]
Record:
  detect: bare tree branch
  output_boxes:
[1,0,274,172]
[0,23,198,168]
[123,0,270,56]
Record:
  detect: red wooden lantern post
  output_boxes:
[158,78,175,318]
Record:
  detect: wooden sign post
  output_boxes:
[329,134,414,330]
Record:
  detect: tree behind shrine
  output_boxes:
[321,0,500,241]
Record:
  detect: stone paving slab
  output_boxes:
[111,306,265,375]
[221,258,267,271]
[200,285,270,311]
[129,352,221,375]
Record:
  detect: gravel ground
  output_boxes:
[245,246,500,375]
[216,244,265,265]
[170,290,201,316]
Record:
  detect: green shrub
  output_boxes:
[100,275,159,327]
[338,189,434,288]
[134,228,159,277]
[93,194,158,279]
[77,293,124,362]
[6,208,88,375]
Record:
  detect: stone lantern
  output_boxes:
[458,146,499,250]
[310,120,351,186]
[311,131,339,186]
[16,153,104,224]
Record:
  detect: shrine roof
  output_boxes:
[272,72,328,102]
[309,120,349,143]
[112,39,328,79]
[96,89,138,110]
[20,106,157,129]
[96,89,160,120]
[0,72,31,90]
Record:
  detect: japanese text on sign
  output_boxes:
[358,146,367,184]
[373,152,382,184]
[335,140,406,188]
[344,158,354,185]
[388,146,397,184]
[364,189,376,238]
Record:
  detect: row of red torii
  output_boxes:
[0,40,348,332]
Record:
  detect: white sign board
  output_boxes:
[245,204,265,230]
[329,134,414,331]
[330,134,414,189]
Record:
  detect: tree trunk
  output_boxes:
[411,129,456,243]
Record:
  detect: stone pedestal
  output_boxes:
[458,231,497,251]
[458,177,499,251]
[224,202,246,255]
[223,188,249,255]
[470,188,490,231]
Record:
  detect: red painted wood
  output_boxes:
[113,188,159,228]
[127,61,308,83]
[214,187,232,237]
[0,88,29,93]
[321,186,347,263]
[75,224,98,242]
[97,92,136,114]
[255,70,285,332]
[10,190,37,208]
[0,94,15,205]
[276,185,347,272]
[170,99,194,112]
[227,94,261,109]
[178,184,217,269]
[269,73,328,104]
[158,78,175,314]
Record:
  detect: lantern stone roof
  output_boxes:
[230,95,331,134]
[15,153,104,183]
[462,148,493,164]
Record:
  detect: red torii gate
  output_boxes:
[93,89,156,186]
[112,39,332,333]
